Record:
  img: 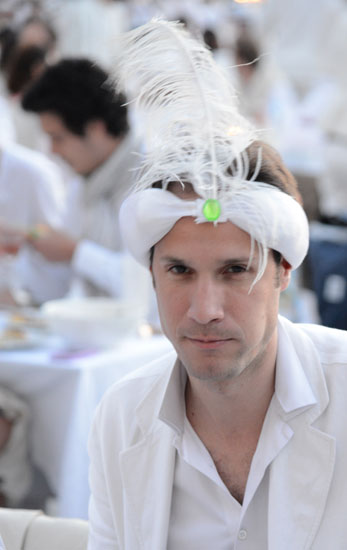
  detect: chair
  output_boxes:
[0,508,88,550]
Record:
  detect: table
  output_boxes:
[0,334,174,519]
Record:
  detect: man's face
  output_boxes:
[40,112,105,175]
[152,216,291,384]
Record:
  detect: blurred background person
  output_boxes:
[22,58,151,308]
[318,88,347,223]
[0,15,57,151]
[202,27,234,72]
[305,81,347,331]
[229,25,298,150]
[0,26,17,146]
[0,142,71,305]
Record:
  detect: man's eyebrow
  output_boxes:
[219,257,253,265]
[158,256,187,264]
[158,256,255,265]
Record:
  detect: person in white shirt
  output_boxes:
[22,58,150,302]
[0,143,71,304]
[87,21,347,549]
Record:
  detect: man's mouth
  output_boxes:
[185,336,233,349]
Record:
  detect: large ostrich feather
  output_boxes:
[112,18,258,199]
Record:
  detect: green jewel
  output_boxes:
[202,198,221,221]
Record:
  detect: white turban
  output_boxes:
[120,186,309,277]
[114,19,309,283]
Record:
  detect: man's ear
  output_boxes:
[85,119,107,137]
[280,258,292,291]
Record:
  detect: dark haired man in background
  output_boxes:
[22,58,147,298]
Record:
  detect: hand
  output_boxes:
[0,222,26,256]
[27,225,77,262]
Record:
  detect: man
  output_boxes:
[22,58,147,298]
[88,20,347,549]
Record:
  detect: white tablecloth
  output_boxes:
[0,335,174,518]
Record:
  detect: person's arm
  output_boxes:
[72,240,123,296]
[27,226,77,262]
[0,222,26,256]
[28,231,151,303]
[26,230,124,295]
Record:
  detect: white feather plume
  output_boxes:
[112,18,258,200]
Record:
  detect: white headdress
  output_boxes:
[114,19,309,284]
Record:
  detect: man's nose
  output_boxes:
[187,277,224,325]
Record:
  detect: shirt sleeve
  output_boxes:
[29,156,68,230]
[71,240,123,296]
[72,240,152,309]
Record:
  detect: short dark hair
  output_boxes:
[0,27,17,72]
[235,35,260,68]
[7,45,46,94]
[22,58,128,137]
[243,140,301,202]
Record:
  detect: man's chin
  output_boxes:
[180,352,245,383]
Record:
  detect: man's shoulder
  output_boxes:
[280,316,347,365]
[299,323,347,365]
[4,144,52,170]
[91,350,177,447]
[98,350,177,414]
[3,144,61,186]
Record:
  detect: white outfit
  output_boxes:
[66,134,151,309]
[0,144,71,304]
[0,76,15,147]
[0,97,15,147]
[8,98,49,153]
[88,315,347,549]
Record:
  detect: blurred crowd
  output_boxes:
[0,0,347,510]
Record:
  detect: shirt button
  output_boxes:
[238,529,248,541]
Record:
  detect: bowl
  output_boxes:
[41,297,145,348]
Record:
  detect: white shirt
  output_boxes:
[0,144,71,303]
[160,328,316,549]
[0,534,6,550]
[64,135,152,316]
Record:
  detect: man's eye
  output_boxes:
[169,265,189,274]
[224,265,247,274]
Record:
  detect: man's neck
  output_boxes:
[184,337,277,503]
[85,136,122,178]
